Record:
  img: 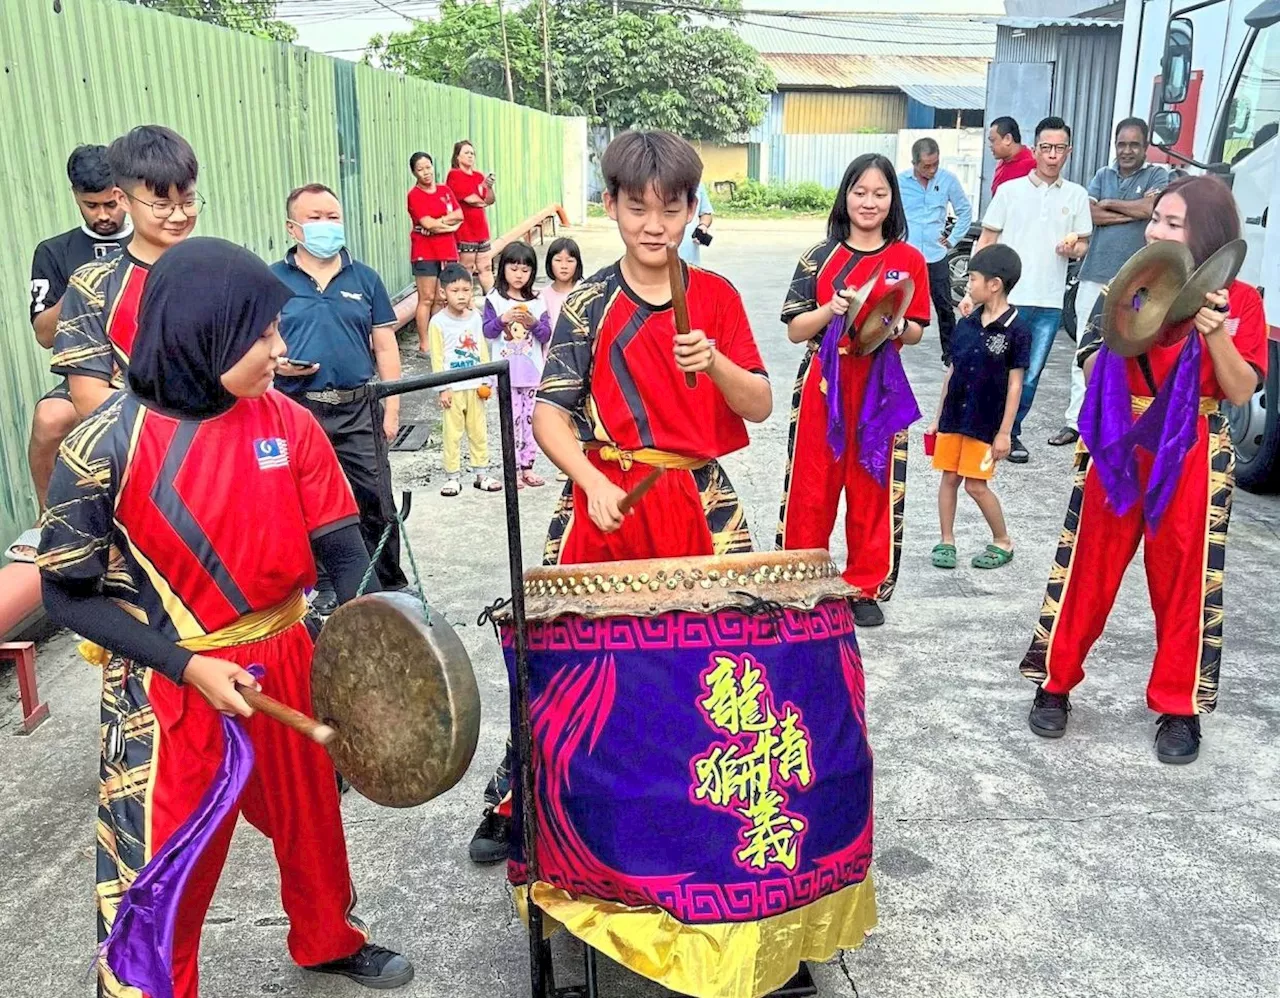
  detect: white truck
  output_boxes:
[1124,0,1280,490]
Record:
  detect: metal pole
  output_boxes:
[496,368,546,998]
[374,362,545,996]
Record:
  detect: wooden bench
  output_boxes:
[492,204,571,254]
[0,562,50,733]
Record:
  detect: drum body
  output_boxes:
[499,550,876,998]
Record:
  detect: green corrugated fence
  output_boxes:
[0,0,577,548]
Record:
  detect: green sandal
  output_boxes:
[972,544,1014,569]
[931,543,957,569]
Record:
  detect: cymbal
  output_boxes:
[1101,241,1195,358]
[853,279,914,356]
[311,591,480,808]
[1166,238,1247,333]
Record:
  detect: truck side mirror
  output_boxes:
[1152,110,1184,147]
[1162,19,1194,104]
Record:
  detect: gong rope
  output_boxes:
[356,506,431,621]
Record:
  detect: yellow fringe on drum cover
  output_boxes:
[514,876,877,998]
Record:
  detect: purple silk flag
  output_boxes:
[502,601,874,925]
[1078,339,1204,527]
[817,315,847,459]
[857,345,921,485]
[100,666,260,998]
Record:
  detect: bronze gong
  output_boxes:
[311,591,480,808]
[853,279,915,357]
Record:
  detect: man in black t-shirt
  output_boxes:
[9,146,133,560]
[926,245,1030,571]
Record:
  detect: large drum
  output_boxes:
[499,550,877,998]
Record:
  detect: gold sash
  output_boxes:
[1131,396,1220,416]
[79,590,309,667]
[586,442,707,473]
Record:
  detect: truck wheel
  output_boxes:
[1228,339,1280,493]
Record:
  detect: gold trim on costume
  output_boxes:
[585,442,708,472]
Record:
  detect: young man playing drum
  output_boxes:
[468,129,772,860]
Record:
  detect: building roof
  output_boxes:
[993,16,1122,29]
[898,83,988,110]
[728,12,996,56]
[761,53,990,97]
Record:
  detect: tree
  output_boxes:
[366,0,774,143]
[127,0,298,43]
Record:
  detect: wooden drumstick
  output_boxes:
[239,685,336,745]
[667,244,698,389]
[618,468,663,514]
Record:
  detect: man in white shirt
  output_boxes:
[677,182,713,265]
[966,115,1092,463]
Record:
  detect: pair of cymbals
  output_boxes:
[1101,239,1246,358]
[839,263,916,356]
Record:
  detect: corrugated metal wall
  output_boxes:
[782,91,908,134]
[1052,28,1123,188]
[778,134,899,188]
[0,0,574,547]
[994,23,1061,63]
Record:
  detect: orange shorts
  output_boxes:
[932,432,996,481]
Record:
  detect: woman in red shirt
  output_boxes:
[446,139,497,293]
[1021,176,1268,764]
[408,151,463,354]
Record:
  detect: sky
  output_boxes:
[281,0,1009,60]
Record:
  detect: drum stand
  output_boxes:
[377,365,816,998]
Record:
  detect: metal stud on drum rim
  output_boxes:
[311,590,480,808]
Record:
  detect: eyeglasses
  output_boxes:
[1037,144,1070,155]
[129,192,207,219]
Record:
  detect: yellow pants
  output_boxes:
[442,388,488,474]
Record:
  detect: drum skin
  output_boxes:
[312,590,480,807]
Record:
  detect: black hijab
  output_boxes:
[128,237,294,418]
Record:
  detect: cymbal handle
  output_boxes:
[239,686,336,745]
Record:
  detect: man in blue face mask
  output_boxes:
[272,183,408,609]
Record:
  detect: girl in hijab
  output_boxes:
[37,238,414,996]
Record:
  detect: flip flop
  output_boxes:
[972,544,1014,569]
[931,543,957,569]
[521,470,546,488]
[4,527,41,564]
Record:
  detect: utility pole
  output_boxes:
[540,0,552,112]
[496,0,515,103]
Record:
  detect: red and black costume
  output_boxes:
[50,248,150,387]
[38,240,392,997]
[1021,280,1269,715]
[537,260,768,564]
[776,238,931,597]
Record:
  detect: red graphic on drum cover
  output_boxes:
[689,653,815,873]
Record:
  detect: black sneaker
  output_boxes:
[469,807,511,864]
[1008,434,1030,464]
[1155,714,1201,765]
[306,943,414,990]
[1029,687,1071,738]
[312,584,338,616]
[852,599,884,627]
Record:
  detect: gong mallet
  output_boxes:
[618,468,663,514]
[667,243,698,389]
[237,685,335,745]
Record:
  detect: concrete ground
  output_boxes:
[3,217,1278,998]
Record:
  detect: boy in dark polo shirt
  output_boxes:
[926,245,1030,570]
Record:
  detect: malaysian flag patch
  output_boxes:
[254,437,289,470]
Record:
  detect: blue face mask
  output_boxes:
[296,220,345,259]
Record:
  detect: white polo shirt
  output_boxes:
[981,172,1092,309]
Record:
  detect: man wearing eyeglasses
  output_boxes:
[965,116,1091,464]
[51,125,201,419]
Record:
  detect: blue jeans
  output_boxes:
[1013,305,1062,437]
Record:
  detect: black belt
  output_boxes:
[302,384,371,404]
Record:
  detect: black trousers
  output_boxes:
[928,256,957,366]
[301,394,408,592]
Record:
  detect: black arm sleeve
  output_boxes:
[42,576,193,684]
[313,523,380,605]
